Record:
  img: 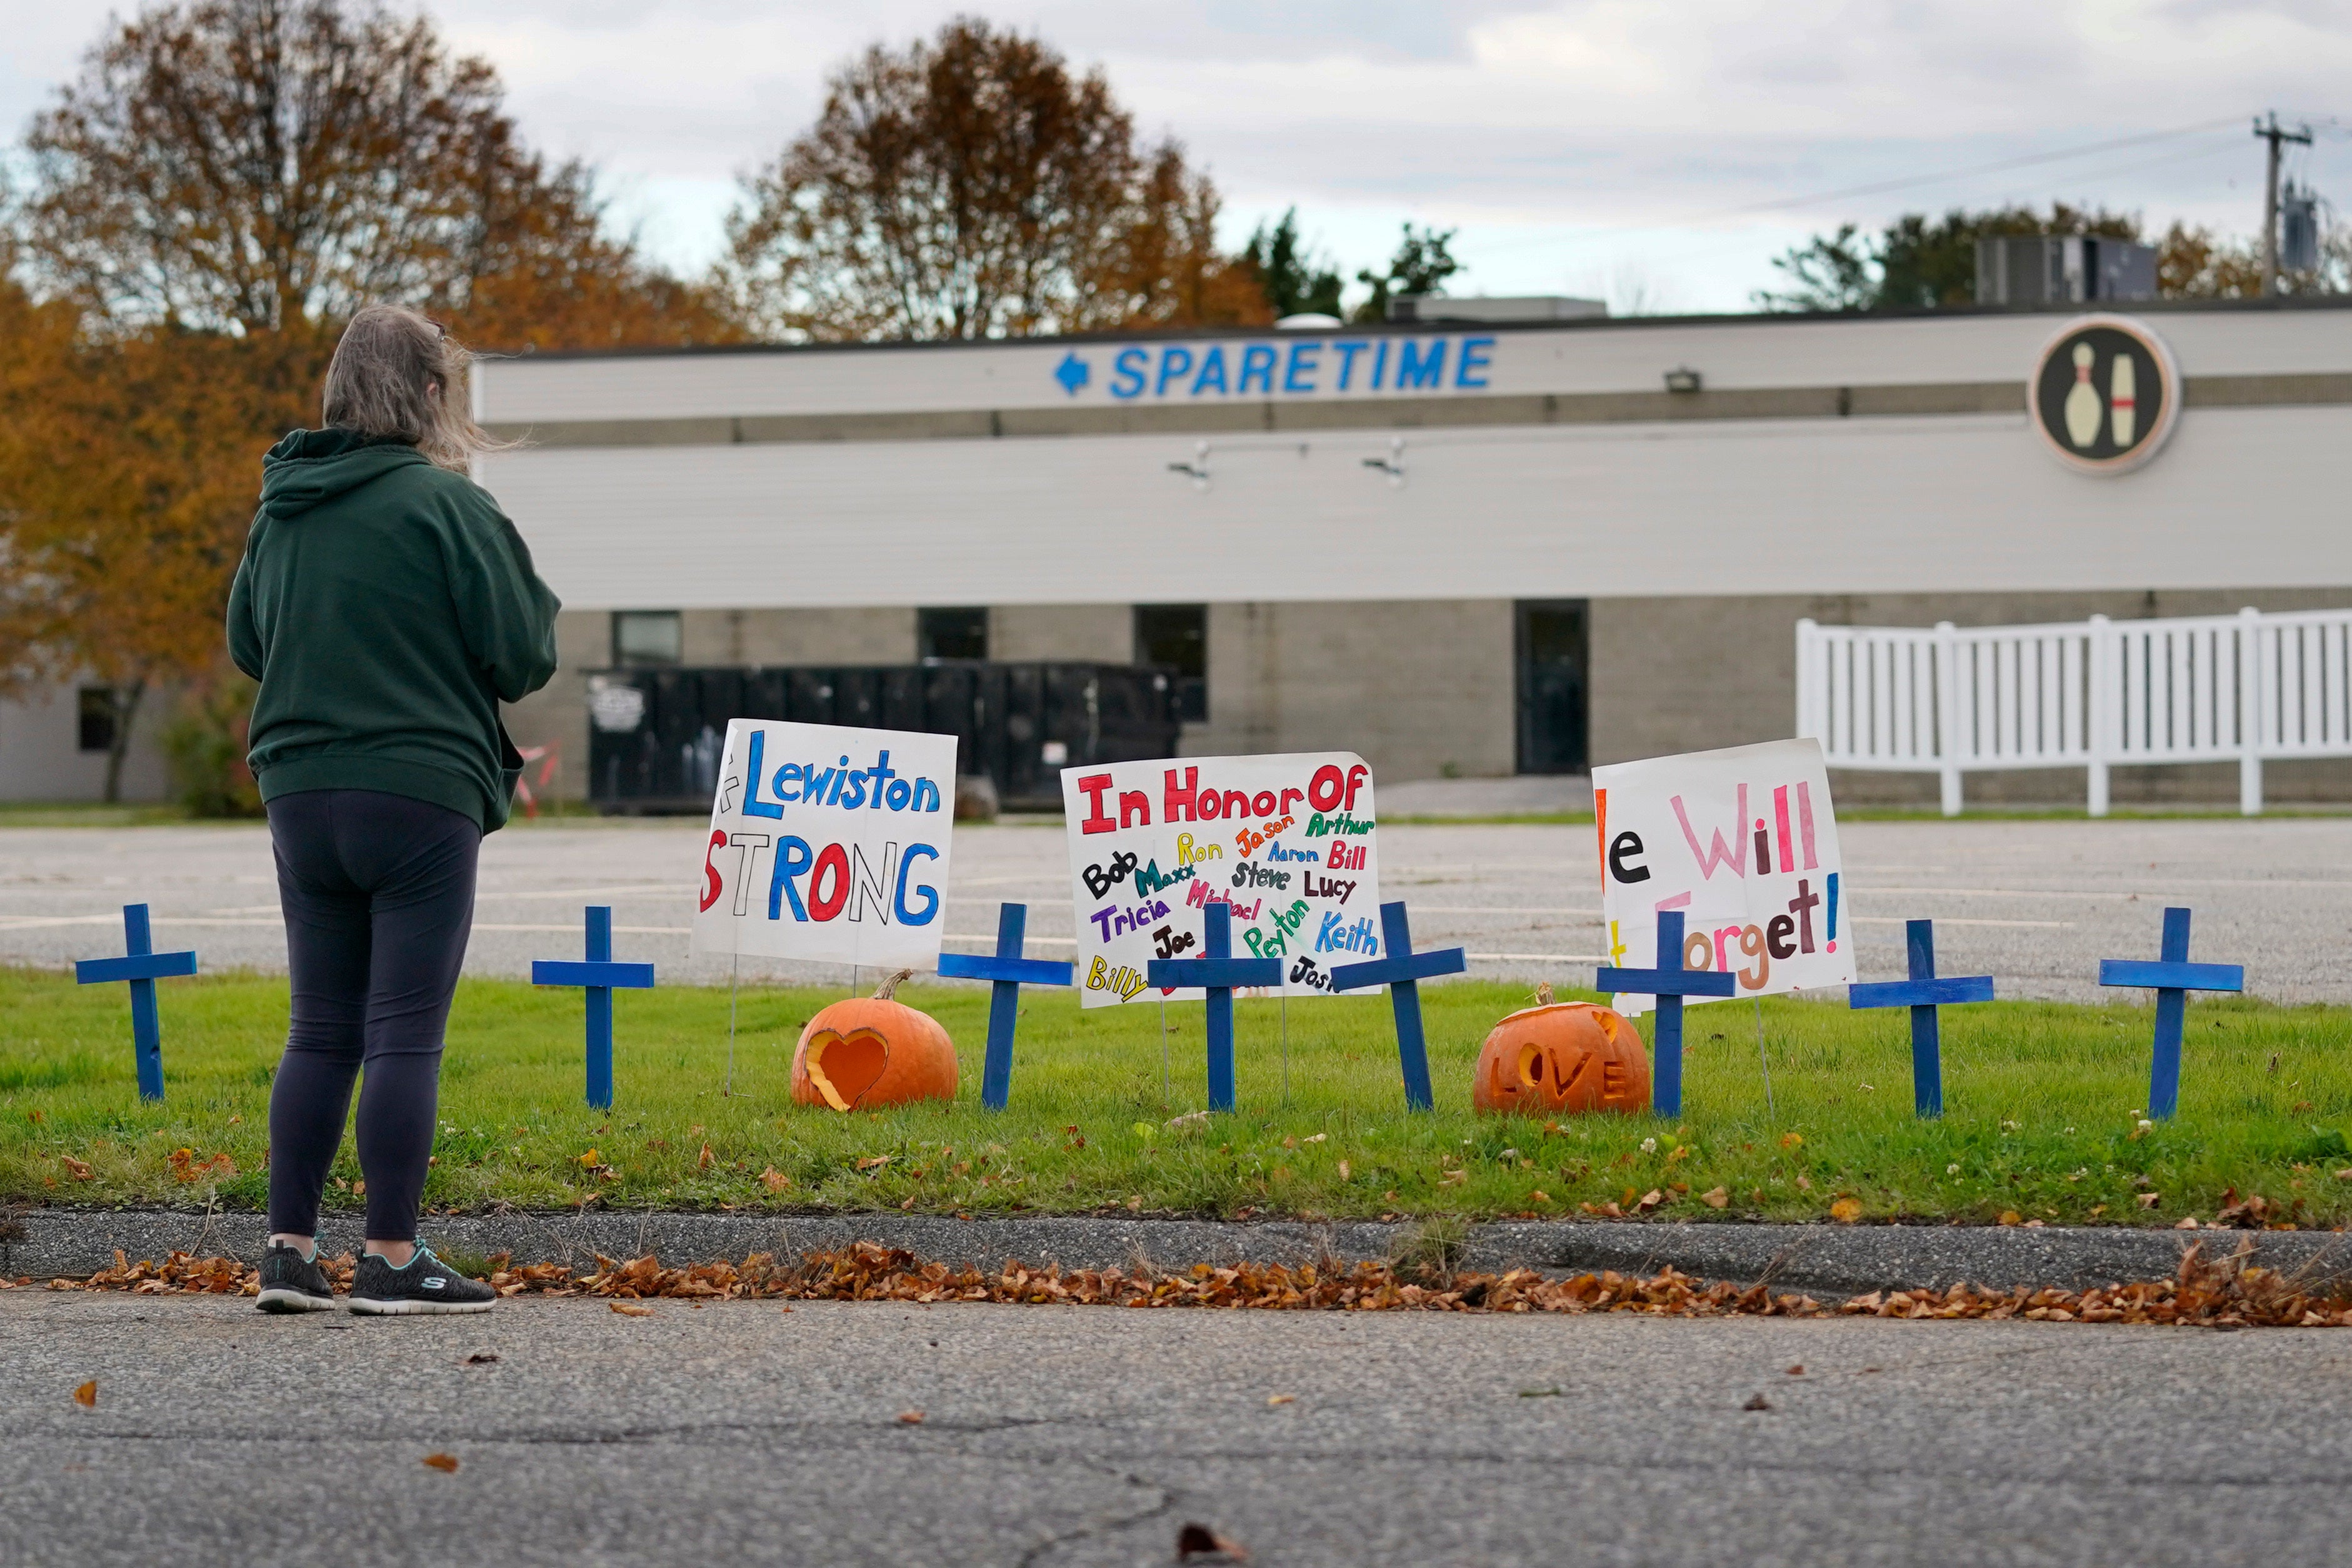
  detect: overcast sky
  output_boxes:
[7,1,2349,313]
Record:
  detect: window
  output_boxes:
[1134,604,1208,722]
[77,687,116,753]
[1514,600,1588,774]
[611,610,683,667]
[918,606,988,662]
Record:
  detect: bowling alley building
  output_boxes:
[7,292,2350,807]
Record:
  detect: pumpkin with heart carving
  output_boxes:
[790,969,958,1111]
[1473,986,1649,1116]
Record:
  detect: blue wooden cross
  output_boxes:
[1847,919,1994,1119]
[1331,901,1466,1112]
[2098,907,2243,1121]
[530,906,656,1110]
[1146,901,1282,1112]
[74,903,197,1102]
[938,902,1074,1109]
[1594,909,1736,1119]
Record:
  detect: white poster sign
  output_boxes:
[1592,738,1854,1015]
[1060,754,1381,1007]
[691,719,958,967]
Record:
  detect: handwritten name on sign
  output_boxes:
[1592,737,1854,1016]
[1061,753,1380,1008]
[691,719,959,969]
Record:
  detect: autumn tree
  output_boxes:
[0,287,313,798]
[20,0,736,347]
[1241,209,1344,320]
[723,17,1258,340]
[1094,145,1271,331]
[1353,222,1463,323]
[3,0,739,798]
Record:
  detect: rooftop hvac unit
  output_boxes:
[1974,236,2158,306]
[2281,183,2323,274]
[1388,294,1608,324]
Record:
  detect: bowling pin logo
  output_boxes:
[2063,342,2101,448]
[2109,352,2136,446]
[2028,315,2179,476]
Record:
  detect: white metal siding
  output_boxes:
[479,404,2352,611]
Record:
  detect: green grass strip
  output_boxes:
[3,966,2348,1226]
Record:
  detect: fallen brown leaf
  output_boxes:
[1176,1521,1248,1561]
[759,1166,791,1193]
[1743,1392,1771,1411]
[1701,1186,1729,1209]
[40,1238,2352,1332]
[1829,1197,1863,1224]
[1785,1364,1804,1376]
[61,1156,93,1181]
[699,1142,715,1171]
[421,1452,459,1473]
[1336,1159,1351,1181]
[73,1379,96,1408]
[896,1409,925,1424]
[2138,1192,2163,1209]
[1265,1393,1295,1406]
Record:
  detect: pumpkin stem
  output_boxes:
[1534,981,1556,1007]
[871,967,916,1001]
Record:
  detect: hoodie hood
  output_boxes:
[259,428,431,521]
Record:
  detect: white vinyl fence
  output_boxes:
[1796,607,2352,816]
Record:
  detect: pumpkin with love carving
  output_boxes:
[790,969,958,1111]
[1473,987,1649,1116]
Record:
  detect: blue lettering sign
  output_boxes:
[1050,334,1504,401]
[1109,347,1148,399]
[1456,336,1494,389]
[1283,341,1321,393]
[1237,344,1277,394]
[1396,338,1446,389]
[1156,346,1194,396]
[1192,346,1229,396]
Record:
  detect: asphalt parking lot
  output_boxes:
[8,1289,2352,1568]
[2,814,2346,1002]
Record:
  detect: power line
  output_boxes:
[1478,116,2245,253]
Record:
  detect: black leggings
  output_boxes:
[264,789,479,1242]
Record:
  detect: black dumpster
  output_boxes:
[583,662,1182,813]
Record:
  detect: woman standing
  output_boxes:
[228,305,560,1315]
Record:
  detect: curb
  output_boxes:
[10,1209,2352,1297]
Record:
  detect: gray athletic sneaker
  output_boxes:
[255,1241,338,1314]
[348,1246,496,1316]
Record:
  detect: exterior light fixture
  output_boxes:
[1663,366,1703,394]
[1166,440,1209,491]
[1361,436,1406,487]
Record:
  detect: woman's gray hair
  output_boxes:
[321,304,509,471]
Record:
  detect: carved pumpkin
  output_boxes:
[790,969,958,1112]
[1473,986,1649,1116]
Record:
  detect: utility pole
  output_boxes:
[2254,112,2314,296]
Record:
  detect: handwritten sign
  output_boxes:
[691,719,958,969]
[1060,752,1380,1008]
[1593,738,1853,1015]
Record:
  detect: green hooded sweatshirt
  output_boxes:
[228,428,561,834]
